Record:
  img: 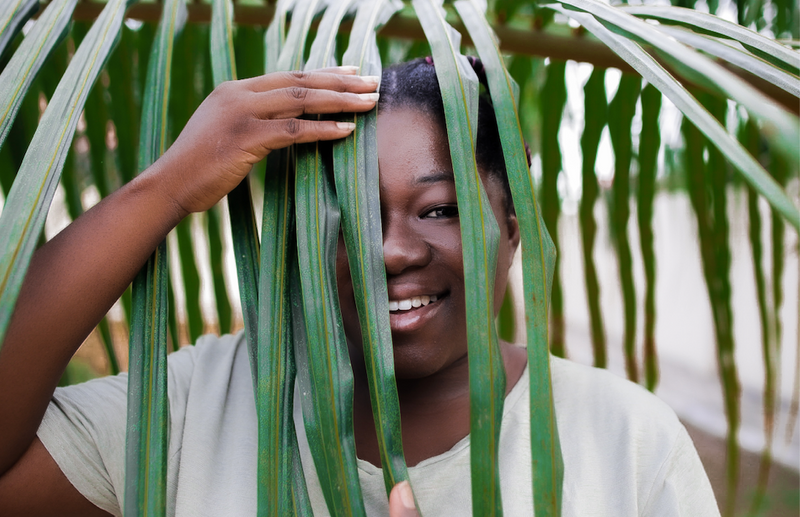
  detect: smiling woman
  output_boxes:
[3,0,793,513]
[0,49,721,514]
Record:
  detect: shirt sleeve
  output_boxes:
[642,424,721,517]
[37,372,129,517]
[36,339,207,517]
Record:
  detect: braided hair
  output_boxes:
[378,57,524,217]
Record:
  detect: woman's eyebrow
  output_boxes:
[414,171,455,185]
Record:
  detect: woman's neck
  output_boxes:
[350,342,527,467]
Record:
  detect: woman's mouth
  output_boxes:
[387,292,447,333]
[388,294,439,312]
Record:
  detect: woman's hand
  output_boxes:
[154,66,379,217]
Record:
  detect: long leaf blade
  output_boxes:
[0,0,77,150]
[608,75,642,383]
[578,68,607,369]
[277,0,324,72]
[619,5,800,74]
[0,0,38,60]
[638,83,661,392]
[262,1,315,511]
[294,2,367,514]
[124,0,187,514]
[413,0,505,514]
[539,60,567,358]
[657,25,800,98]
[455,1,564,515]
[333,0,408,501]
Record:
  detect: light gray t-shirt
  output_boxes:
[38,332,719,516]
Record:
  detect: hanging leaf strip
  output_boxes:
[456,1,563,515]
[332,0,409,501]
[619,5,800,75]
[124,0,187,515]
[292,1,366,514]
[262,1,315,511]
[412,0,506,514]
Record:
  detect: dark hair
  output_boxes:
[378,57,516,216]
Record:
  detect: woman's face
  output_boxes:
[336,108,519,380]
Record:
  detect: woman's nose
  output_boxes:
[382,217,432,276]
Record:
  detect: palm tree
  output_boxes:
[0,0,796,515]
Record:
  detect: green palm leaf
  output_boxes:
[332,0,408,501]
[263,2,315,512]
[265,0,294,74]
[106,23,140,185]
[552,0,799,171]
[608,75,642,383]
[619,5,800,74]
[293,2,368,514]
[455,1,564,514]
[656,25,800,98]
[539,61,567,358]
[638,83,662,392]
[682,93,740,517]
[578,68,608,369]
[0,0,38,59]
[209,0,311,513]
[0,0,77,150]
[277,0,324,71]
[0,0,133,351]
[547,4,799,231]
[739,118,776,516]
[124,0,187,514]
[412,0,505,513]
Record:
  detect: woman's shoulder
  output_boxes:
[550,355,680,430]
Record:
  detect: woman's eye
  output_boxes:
[423,206,459,219]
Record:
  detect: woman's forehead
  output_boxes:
[376,109,451,172]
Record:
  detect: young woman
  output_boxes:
[0,59,719,516]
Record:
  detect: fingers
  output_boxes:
[255,88,379,119]
[388,481,418,517]
[242,67,380,95]
[248,119,358,151]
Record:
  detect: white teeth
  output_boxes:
[389,294,440,312]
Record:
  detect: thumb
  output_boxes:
[389,481,419,517]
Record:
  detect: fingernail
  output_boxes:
[338,65,359,73]
[337,122,356,131]
[358,92,380,102]
[398,481,415,510]
[360,75,380,84]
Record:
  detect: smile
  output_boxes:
[388,294,439,312]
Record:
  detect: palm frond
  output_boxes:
[333,0,409,500]
[124,0,187,514]
[413,0,506,513]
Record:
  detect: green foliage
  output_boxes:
[0,0,797,515]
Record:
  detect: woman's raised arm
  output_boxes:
[0,68,378,513]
